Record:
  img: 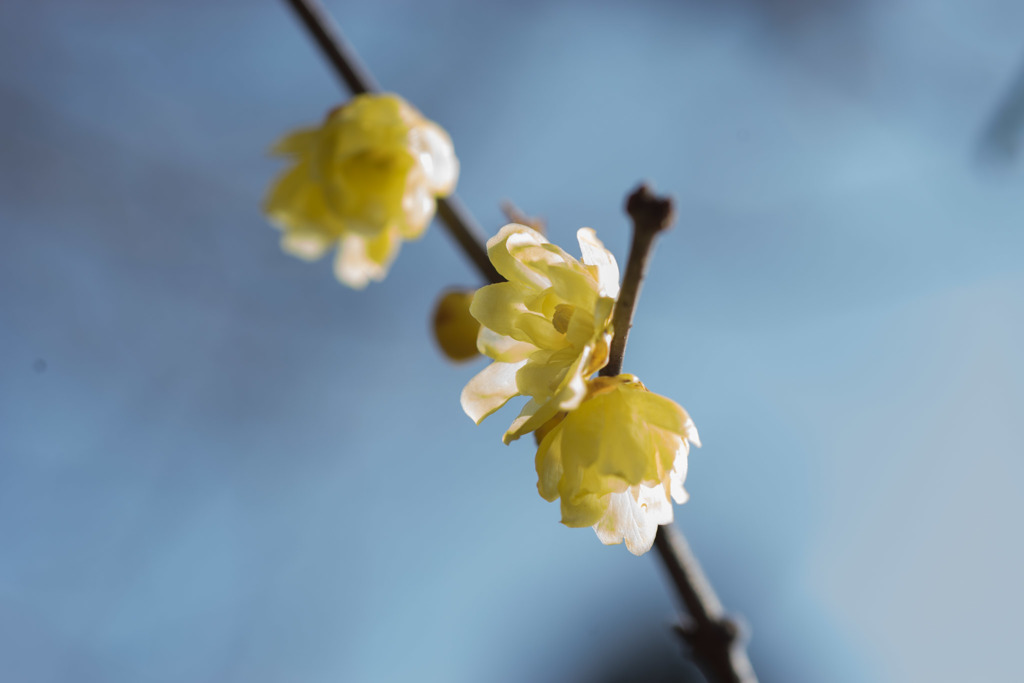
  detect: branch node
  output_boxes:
[675,614,746,650]
[626,183,675,236]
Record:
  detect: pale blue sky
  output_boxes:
[1,1,1022,681]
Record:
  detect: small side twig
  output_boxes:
[600,184,757,683]
[500,200,546,235]
[282,0,501,285]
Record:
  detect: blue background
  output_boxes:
[2,1,1023,681]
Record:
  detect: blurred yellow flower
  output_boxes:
[535,375,699,555]
[461,224,620,444]
[264,93,459,288]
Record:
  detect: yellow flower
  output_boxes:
[535,375,700,555]
[264,93,459,288]
[460,224,620,444]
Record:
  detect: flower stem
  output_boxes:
[282,0,501,285]
[601,184,758,683]
[281,4,756,681]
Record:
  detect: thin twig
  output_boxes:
[500,200,547,235]
[600,185,757,683]
[437,196,502,284]
[601,184,674,377]
[280,5,755,681]
[283,0,501,285]
[657,527,757,683]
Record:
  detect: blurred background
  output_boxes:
[2,1,1023,681]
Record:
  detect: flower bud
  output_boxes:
[432,289,480,362]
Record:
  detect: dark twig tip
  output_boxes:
[626,183,675,235]
[601,182,675,378]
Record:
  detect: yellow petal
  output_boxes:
[631,389,697,440]
[264,163,342,238]
[553,348,590,411]
[559,490,609,528]
[477,327,536,363]
[503,396,562,445]
[269,127,319,157]
[535,424,563,502]
[514,311,569,349]
[470,282,530,340]
[486,224,552,289]
[514,357,564,400]
[544,264,599,313]
[461,360,527,424]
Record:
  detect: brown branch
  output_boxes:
[436,195,502,285]
[281,6,755,681]
[282,0,501,285]
[600,184,757,683]
[657,527,758,683]
[600,184,674,377]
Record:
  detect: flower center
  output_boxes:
[552,303,576,334]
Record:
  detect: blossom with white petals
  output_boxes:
[460,224,620,444]
[264,93,458,288]
[535,375,700,555]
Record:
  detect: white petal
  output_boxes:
[593,487,668,556]
[460,360,526,424]
[636,484,674,527]
[669,444,690,505]
[334,227,404,289]
[577,228,620,298]
[685,416,701,448]
[281,232,333,261]
[414,122,459,194]
[400,180,435,239]
[334,235,375,289]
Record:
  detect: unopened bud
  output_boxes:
[432,288,481,362]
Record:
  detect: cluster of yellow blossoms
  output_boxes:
[265,94,698,555]
[462,224,699,555]
[265,93,458,288]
